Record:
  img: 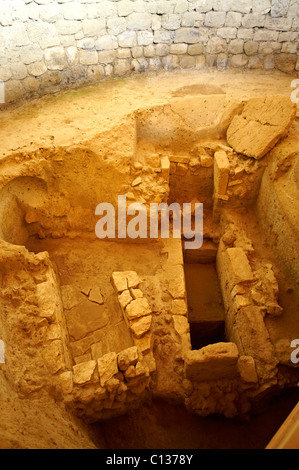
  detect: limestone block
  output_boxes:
[91,341,109,360]
[162,13,181,30]
[112,272,128,293]
[233,307,278,382]
[45,47,67,71]
[225,247,254,285]
[274,54,297,73]
[27,62,47,77]
[66,46,78,66]
[242,14,266,28]
[61,284,82,310]
[89,287,103,305]
[75,353,92,365]
[205,11,226,28]
[228,39,244,54]
[97,352,118,386]
[36,280,59,321]
[117,346,139,371]
[166,265,186,299]
[125,297,151,321]
[56,19,82,35]
[171,299,188,316]
[173,315,189,336]
[225,11,242,27]
[73,360,96,385]
[130,315,152,338]
[118,30,137,48]
[130,288,143,300]
[124,271,140,289]
[237,356,258,383]
[137,31,153,46]
[142,351,156,373]
[173,28,199,44]
[126,12,152,30]
[206,37,227,54]
[118,289,133,310]
[200,154,213,168]
[214,150,230,196]
[188,43,204,55]
[227,96,297,159]
[184,342,239,381]
[98,50,117,65]
[79,50,98,65]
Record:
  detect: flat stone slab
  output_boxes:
[66,298,109,341]
[184,342,239,381]
[227,96,296,159]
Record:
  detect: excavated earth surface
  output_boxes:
[0,69,298,449]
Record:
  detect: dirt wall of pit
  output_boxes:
[0,0,299,104]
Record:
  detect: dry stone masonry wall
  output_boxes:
[0,0,298,103]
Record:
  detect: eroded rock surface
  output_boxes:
[227,96,297,159]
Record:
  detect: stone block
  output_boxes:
[126,12,152,30]
[173,315,189,336]
[112,272,128,293]
[173,28,199,44]
[225,247,254,284]
[118,289,133,310]
[225,11,242,27]
[188,43,204,55]
[42,340,65,374]
[228,39,244,54]
[184,342,239,381]
[117,346,139,371]
[171,299,188,315]
[237,355,258,383]
[62,2,86,20]
[130,315,152,338]
[214,150,230,196]
[205,11,226,28]
[98,50,117,65]
[200,154,213,167]
[274,53,297,73]
[97,352,118,386]
[118,30,137,47]
[227,96,296,159]
[59,371,73,395]
[79,49,98,65]
[73,360,96,385]
[27,61,47,77]
[133,332,152,354]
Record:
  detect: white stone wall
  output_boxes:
[0,0,298,103]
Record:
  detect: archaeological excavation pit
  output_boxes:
[1,72,298,450]
[0,1,299,449]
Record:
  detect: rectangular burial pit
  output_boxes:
[25,236,162,365]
